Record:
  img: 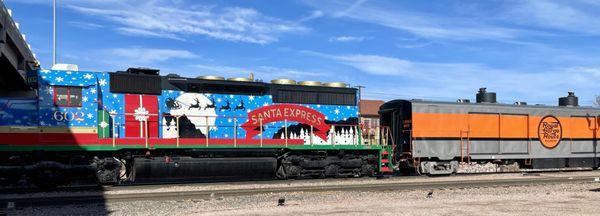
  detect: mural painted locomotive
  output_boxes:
[0,68,391,186]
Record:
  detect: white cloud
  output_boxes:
[298,10,324,23]
[68,21,103,30]
[304,1,530,41]
[105,47,199,63]
[329,36,369,42]
[304,50,600,105]
[61,1,307,44]
[193,64,326,79]
[501,1,600,35]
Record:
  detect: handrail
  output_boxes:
[105,112,366,148]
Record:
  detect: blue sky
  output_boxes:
[6,0,600,105]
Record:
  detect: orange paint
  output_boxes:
[411,113,598,143]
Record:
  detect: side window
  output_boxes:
[54,86,83,107]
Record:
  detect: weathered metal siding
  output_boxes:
[410,101,600,160]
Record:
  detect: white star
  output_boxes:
[44,86,53,95]
[90,88,97,94]
[249,96,255,101]
[87,113,94,119]
[82,96,88,102]
[99,79,107,86]
[55,77,64,82]
[263,102,269,107]
[334,109,340,115]
[83,73,93,79]
[109,109,117,115]
[99,121,109,128]
[112,94,117,98]
[217,98,222,103]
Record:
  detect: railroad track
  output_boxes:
[2,173,599,208]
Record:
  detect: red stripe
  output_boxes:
[0,133,99,145]
[1,132,304,146]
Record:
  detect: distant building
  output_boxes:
[359,100,384,144]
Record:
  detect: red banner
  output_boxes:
[241,104,330,140]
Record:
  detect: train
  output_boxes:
[0,67,391,187]
[380,88,600,175]
[0,2,598,187]
[2,66,599,187]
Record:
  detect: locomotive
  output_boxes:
[0,67,391,186]
[380,88,600,174]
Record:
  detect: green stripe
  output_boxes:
[0,144,383,152]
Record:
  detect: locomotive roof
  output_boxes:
[385,99,600,111]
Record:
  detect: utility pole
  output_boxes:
[52,0,56,66]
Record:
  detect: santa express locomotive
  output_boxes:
[0,67,392,186]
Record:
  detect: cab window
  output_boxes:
[54,86,82,107]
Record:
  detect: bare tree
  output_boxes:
[595,95,600,107]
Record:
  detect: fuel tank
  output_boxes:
[133,157,277,182]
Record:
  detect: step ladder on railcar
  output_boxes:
[460,130,471,163]
[379,126,393,173]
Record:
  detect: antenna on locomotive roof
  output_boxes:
[52,0,57,66]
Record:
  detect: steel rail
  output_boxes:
[1,175,598,208]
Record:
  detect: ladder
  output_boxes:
[379,126,393,173]
[460,130,470,163]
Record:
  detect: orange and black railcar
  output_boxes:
[380,88,600,174]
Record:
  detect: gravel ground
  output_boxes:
[5,180,600,215]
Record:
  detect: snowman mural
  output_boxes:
[162,93,217,138]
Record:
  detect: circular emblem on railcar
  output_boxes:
[537,115,562,149]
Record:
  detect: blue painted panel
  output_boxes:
[37,70,99,127]
[0,98,38,126]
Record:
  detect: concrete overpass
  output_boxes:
[0,0,39,91]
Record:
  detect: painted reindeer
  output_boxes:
[204,98,216,110]
[234,100,245,111]
[189,98,202,110]
[220,100,231,111]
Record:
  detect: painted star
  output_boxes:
[82,96,88,102]
[83,73,93,79]
[55,77,64,82]
[90,88,97,94]
[99,79,107,86]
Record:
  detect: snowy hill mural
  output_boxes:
[160,91,359,144]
